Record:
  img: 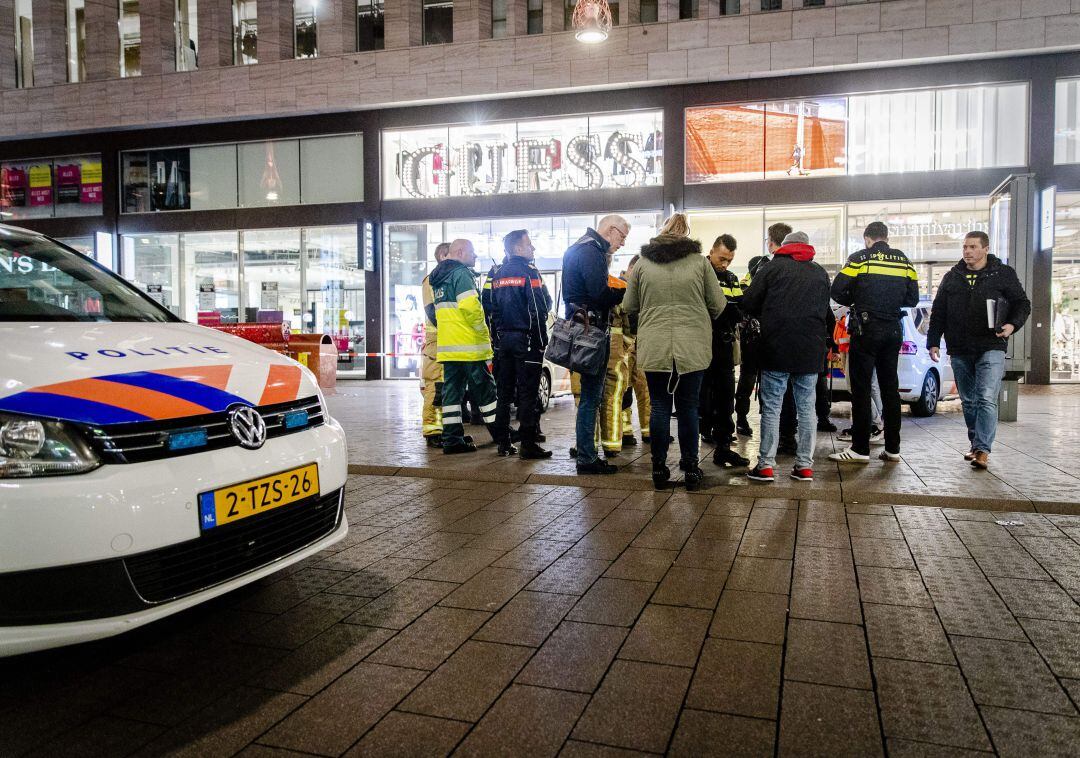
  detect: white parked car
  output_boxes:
[828,304,954,417]
[0,227,348,657]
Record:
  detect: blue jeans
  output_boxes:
[758,370,817,470]
[645,368,704,469]
[576,365,607,465]
[951,350,1006,454]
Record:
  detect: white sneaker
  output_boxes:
[828,447,870,464]
[879,450,901,462]
[869,428,885,446]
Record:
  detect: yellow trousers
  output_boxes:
[601,333,631,453]
[420,341,443,438]
[622,347,651,437]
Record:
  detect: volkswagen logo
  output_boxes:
[228,405,267,450]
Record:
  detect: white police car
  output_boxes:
[0,226,348,656]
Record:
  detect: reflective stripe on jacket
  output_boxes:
[428,259,494,362]
[831,241,919,320]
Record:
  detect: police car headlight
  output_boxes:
[0,413,100,478]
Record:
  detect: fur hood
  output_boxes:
[639,234,702,264]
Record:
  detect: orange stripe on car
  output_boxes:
[41,378,212,420]
[259,364,302,405]
[152,365,234,390]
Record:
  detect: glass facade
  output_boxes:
[120,0,140,77]
[356,0,384,51]
[686,83,1028,184]
[176,0,198,71]
[121,135,362,213]
[294,0,317,58]
[120,226,366,376]
[1056,78,1080,165]
[423,0,453,45]
[1052,192,1080,381]
[66,0,86,83]
[14,0,32,88]
[234,0,257,64]
[382,110,663,200]
[1,155,103,220]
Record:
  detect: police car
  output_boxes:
[0,226,348,657]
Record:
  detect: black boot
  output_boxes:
[684,466,705,491]
[443,441,477,455]
[736,417,752,437]
[425,435,443,448]
[577,459,618,475]
[497,443,518,457]
[569,446,577,459]
[622,434,637,446]
[652,463,671,490]
[714,448,750,468]
[520,442,553,460]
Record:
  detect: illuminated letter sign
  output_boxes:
[566,135,604,190]
[514,139,557,193]
[605,132,647,188]
[401,145,451,198]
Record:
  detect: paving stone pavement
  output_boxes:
[4,477,1080,756]
[328,383,1080,512]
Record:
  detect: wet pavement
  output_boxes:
[3,477,1080,756]
[330,382,1080,513]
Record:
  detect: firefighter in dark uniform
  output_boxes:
[828,221,919,464]
[703,234,751,468]
[489,229,553,460]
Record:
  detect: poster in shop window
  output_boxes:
[56,164,81,204]
[81,161,103,205]
[146,283,167,306]
[28,164,52,207]
[260,281,280,311]
[198,282,216,311]
[1,165,27,207]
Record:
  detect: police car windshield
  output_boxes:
[0,230,176,323]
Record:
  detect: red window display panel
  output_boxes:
[685,104,767,183]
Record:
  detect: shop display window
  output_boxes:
[183,232,240,323]
[306,226,366,376]
[1,154,103,220]
[239,140,301,207]
[122,234,180,315]
[1051,192,1080,381]
[1056,78,1080,165]
[242,229,303,331]
[300,135,364,205]
[382,110,663,200]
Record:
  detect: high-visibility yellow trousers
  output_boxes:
[621,346,651,438]
[601,333,630,453]
[421,342,443,438]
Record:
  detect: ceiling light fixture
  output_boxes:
[572,0,612,43]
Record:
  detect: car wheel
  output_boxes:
[538,369,551,413]
[909,370,939,417]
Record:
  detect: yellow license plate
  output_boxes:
[198,464,319,530]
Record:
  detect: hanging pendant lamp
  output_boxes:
[572,0,612,43]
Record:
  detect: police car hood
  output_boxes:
[0,321,320,426]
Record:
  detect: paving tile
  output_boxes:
[391,531,475,561]
[951,520,1017,547]
[674,537,740,571]
[571,660,692,753]
[473,590,579,646]
[398,640,533,722]
[790,547,862,625]
[951,636,1075,715]
[847,514,903,540]
[631,519,697,551]
[851,538,916,569]
[796,521,852,549]
[366,606,491,670]
[686,638,782,719]
[343,711,470,757]
[980,706,1080,758]
[965,543,1051,580]
[651,566,726,609]
[800,500,847,523]
[618,604,712,667]
[344,579,459,629]
[414,547,506,583]
[454,685,588,757]
[559,741,653,757]
[738,528,797,559]
[901,527,971,558]
[260,665,423,755]
[604,548,679,582]
[692,515,748,542]
[726,557,792,594]
[872,658,991,751]
[784,618,872,690]
[1019,618,1080,678]
[882,739,992,757]
[988,577,1080,622]
[517,621,628,693]
[917,557,1026,641]
[31,715,162,758]
[893,508,952,532]
[249,624,396,695]
[747,507,798,531]
[778,681,883,757]
[863,604,954,665]
[492,539,575,571]
[710,589,789,645]
[566,578,657,627]
[565,530,637,560]
[244,593,368,650]
[857,566,933,607]
[669,709,774,757]
[324,558,431,597]
[528,556,612,594]
[438,567,537,611]
[704,498,753,518]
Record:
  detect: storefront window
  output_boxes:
[300,135,364,204]
[175,0,198,71]
[294,0,317,57]
[383,110,663,200]
[423,0,452,45]
[183,231,240,323]
[1,155,103,219]
[306,226,366,376]
[356,0,383,51]
[67,0,86,83]
[14,0,32,88]
[239,140,300,207]
[58,236,94,257]
[527,0,542,33]
[119,0,140,77]
[492,0,508,37]
[122,234,180,314]
[1051,192,1080,381]
[234,0,257,64]
[242,229,303,331]
[189,145,239,211]
[1056,78,1080,165]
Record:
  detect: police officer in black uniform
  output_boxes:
[829,222,919,463]
[490,229,553,460]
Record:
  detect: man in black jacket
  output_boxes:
[829,222,919,464]
[927,231,1031,470]
[702,234,750,469]
[562,215,629,475]
[741,231,831,483]
[490,230,553,460]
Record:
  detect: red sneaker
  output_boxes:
[790,467,813,482]
[747,464,774,482]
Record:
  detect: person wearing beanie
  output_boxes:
[623,213,725,491]
[740,230,832,483]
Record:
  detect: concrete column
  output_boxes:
[384,0,421,48]
[0,0,17,89]
[197,0,235,67]
[136,0,177,76]
[30,0,66,85]
[453,0,490,43]
[315,0,344,55]
[624,0,641,24]
[84,0,120,80]
[506,0,528,36]
[257,0,297,60]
